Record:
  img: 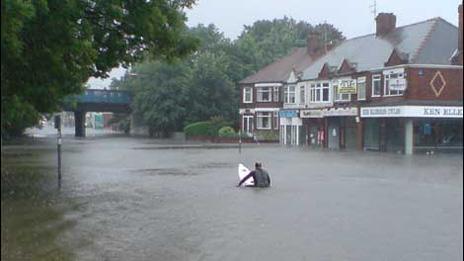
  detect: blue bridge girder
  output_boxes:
[62,89,133,137]
[63,89,132,113]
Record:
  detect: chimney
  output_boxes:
[376,13,396,36]
[307,32,322,57]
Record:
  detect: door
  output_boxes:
[328,118,340,149]
[242,115,253,136]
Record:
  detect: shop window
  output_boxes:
[243,87,253,103]
[414,120,463,147]
[256,87,272,102]
[256,112,272,129]
[372,74,382,97]
[357,77,366,100]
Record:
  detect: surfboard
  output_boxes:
[238,163,254,186]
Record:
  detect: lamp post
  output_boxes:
[54,114,62,188]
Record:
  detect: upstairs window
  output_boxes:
[372,74,382,97]
[273,87,280,102]
[243,87,253,103]
[256,87,272,102]
[335,80,352,102]
[357,77,366,100]
[310,82,331,103]
[384,69,406,96]
[299,85,305,105]
[284,85,296,104]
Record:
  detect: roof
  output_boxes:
[239,47,315,84]
[302,18,459,80]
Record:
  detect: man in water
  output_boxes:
[237,162,271,187]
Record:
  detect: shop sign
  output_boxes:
[300,109,324,118]
[361,106,463,118]
[323,107,358,117]
[338,80,357,94]
[388,78,406,91]
[279,110,298,118]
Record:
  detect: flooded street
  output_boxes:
[2,136,463,261]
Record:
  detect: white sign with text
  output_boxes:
[361,106,463,118]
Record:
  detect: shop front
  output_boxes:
[361,105,463,154]
[322,107,358,150]
[279,109,303,145]
[300,107,359,149]
[300,109,325,148]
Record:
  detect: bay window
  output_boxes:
[257,87,272,102]
[299,85,305,105]
[310,82,330,102]
[284,85,296,104]
[273,86,280,102]
[256,112,272,129]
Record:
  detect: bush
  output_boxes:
[184,117,235,138]
[218,126,236,138]
[184,121,212,137]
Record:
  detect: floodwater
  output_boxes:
[2,135,463,261]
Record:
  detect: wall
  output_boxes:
[407,67,463,100]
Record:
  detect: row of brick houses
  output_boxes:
[239,5,463,154]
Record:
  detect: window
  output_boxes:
[256,87,272,102]
[384,70,405,96]
[335,80,352,102]
[299,85,305,105]
[310,82,330,102]
[273,87,280,102]
[256,112,272,129]
[284,85,296,104]
[243,87,253,103]
[273,112,279,129]
[357,77,366,100]
[372,74,381,97]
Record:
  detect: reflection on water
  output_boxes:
[1,148,74,261]
[2,136,463,261]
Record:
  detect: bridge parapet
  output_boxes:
[76,89,131,104]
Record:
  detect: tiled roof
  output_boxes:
[239,47,315,84]
[302,18,459,80]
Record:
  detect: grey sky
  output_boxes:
[87,0,461,89]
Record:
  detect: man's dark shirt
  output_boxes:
[238,168,271,187]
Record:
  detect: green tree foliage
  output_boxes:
[235,17,345,72]
[1,0,198,137]
[111,19,345,136]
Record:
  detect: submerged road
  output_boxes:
[2,136,463,261]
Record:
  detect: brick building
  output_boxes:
[239,5,463,154]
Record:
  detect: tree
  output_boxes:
[128,61,192,136]
[1,0,199,137]
[235,17,345,72]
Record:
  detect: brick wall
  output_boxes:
[406,67,463,100]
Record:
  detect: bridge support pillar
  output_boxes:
[74,111,86,137]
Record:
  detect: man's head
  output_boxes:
[255,162,262,169]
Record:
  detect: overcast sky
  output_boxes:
[87,0,461,88]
